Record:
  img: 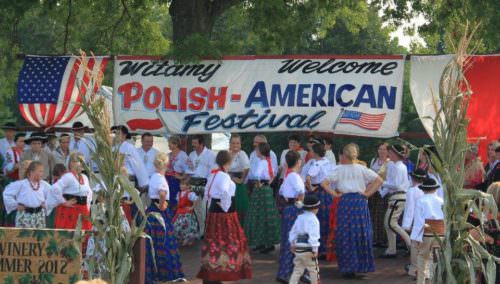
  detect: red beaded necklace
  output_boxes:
[29,179,40,191]
[71,171,85,185]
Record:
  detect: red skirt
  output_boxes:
[122,203,133,225]
[54,204,91,230]
[197,212,252,281]
[326,196,340,262]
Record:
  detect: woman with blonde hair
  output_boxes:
[322,144,383,278]
[145,152,186,283]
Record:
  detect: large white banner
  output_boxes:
[113,55,405,137]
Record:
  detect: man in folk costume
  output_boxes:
[247,134,278,195]
[52,133,71,165]
[0,122,17,163]
[136,132,158,178]
[3,133,26,181]
[69,121,95,167]
[401,168,427,277]
[187,135,216,237]
[112,125,149,224]
[410,178,445,284]
[3,161,52,228]
[305,142,333,258]
[380,144,411,258]
[21,132,55,182]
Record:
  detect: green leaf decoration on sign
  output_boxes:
[18,274,32,284]
[3,275,14,284]
[46,239,59,257]
[69,274,79,284]
[33,230,50,242]
[17,229,32,238]
[60,245,80,261]
[39,273,54,284]
[57,230,74,239]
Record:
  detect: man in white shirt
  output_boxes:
[188,135,216,237]
[381,144,411,258]
[136,132,158,177]
[0,122,17,163]
[69,121,96,170]
[247,134,278,194]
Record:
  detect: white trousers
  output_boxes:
[384,193,411,255]
[289,251,319,284]
[194,195,208,237]
[417,236,442,284]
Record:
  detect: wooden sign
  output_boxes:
[0,228,82,284]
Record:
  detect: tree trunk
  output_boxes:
[169,0,241,42]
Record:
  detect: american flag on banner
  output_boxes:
[339,109,386,130]
[17,56,109,128]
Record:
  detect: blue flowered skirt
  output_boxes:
[277,204,301,280]
[166,175,180,212]
[335,192,375,273]
[145,205,184,283]
[307,187,332,255]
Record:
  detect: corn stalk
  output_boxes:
[425,24,499,283]
[73,51,152,284]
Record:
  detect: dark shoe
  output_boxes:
[260,246,275,254]
[317,254,326,260]
[275,277,288,283]
[342,273,356,279]
[379,253,397,258]
[299,275,311,284]
[253,245,265,251]
[404,264,410,273]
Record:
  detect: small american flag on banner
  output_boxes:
[17,56,109,128]
[339,109,386,130]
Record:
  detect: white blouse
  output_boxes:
[300,159,314,181]
[328,164,379,193]
[51,172,93,207]
[410,193,444,242]
[188,147,216,178]
[3,179,51,213]
[279,149,307,178]
[168,150,189,174]
[204,171,236,213]
[229,150,250,173]
[402,184,424,230]
[148,172,170,200]
[307,158,331,184]
[279,172,305,199]
[248,159,273,181]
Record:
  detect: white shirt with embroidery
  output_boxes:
[204,171,236,213]
[50,172,93,208]
[307,157,331,185]
[3,179,51,213]
[168,150,189,174]
[188,147,216,178]
[136,147,159,177]
[328,164,379,194]
[229,150,250,173]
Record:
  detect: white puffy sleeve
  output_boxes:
[362,167,379,184]
[50,174,71,206]
[3,181,21,213]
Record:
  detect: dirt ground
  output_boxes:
[177,242,416,284]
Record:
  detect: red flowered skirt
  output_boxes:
[55,204,91,230]
[197,211,252,281]
[326,196,340,262]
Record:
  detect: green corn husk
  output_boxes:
[73,51,164,284]
[415,24,500,284]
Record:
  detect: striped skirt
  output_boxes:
[145,205,184,283]
[336,192,375,273]
[277,204,301,280]
[244,185,280,247]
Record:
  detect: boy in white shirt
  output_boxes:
[402,168,427,277]
[289,194,321,284]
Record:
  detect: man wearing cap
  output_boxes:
[21,132,55,181]
[410,177,444,284]
[380,144,411,258]
[0,123,17,163]
[69,121,95,168]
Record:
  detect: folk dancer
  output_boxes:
[3,133,26,181]
[247,134,278,196]
[228,134,250,225]
[305,142,333,258]
[244,142,281,253]
[289,194,321,284]
[173,177,199,246]
[380,144,411,258]
[3,161,52,228]
[187,135,216,237]
[197,150,252,282]
[21,132,55,182]
[410,178,445,284]
[324,144,383,279]
[145,152,186,283]
[401,168,427,277]
[166,135,189,212]
[276,150,305,283]
[1,159,32,227]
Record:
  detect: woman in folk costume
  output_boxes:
[322,144,383,279]
[368,142,390,246]
[197,150,252,283]
[244,142,281,253]
[305,142,332,258]
[276,150,305,283]
[145,152,186,283]
[3,161,52,228]
[3,132,26,181]
[166,135,189,212]
[50,153,92,231]
[173,176,199,246]
[228,134,250,225]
